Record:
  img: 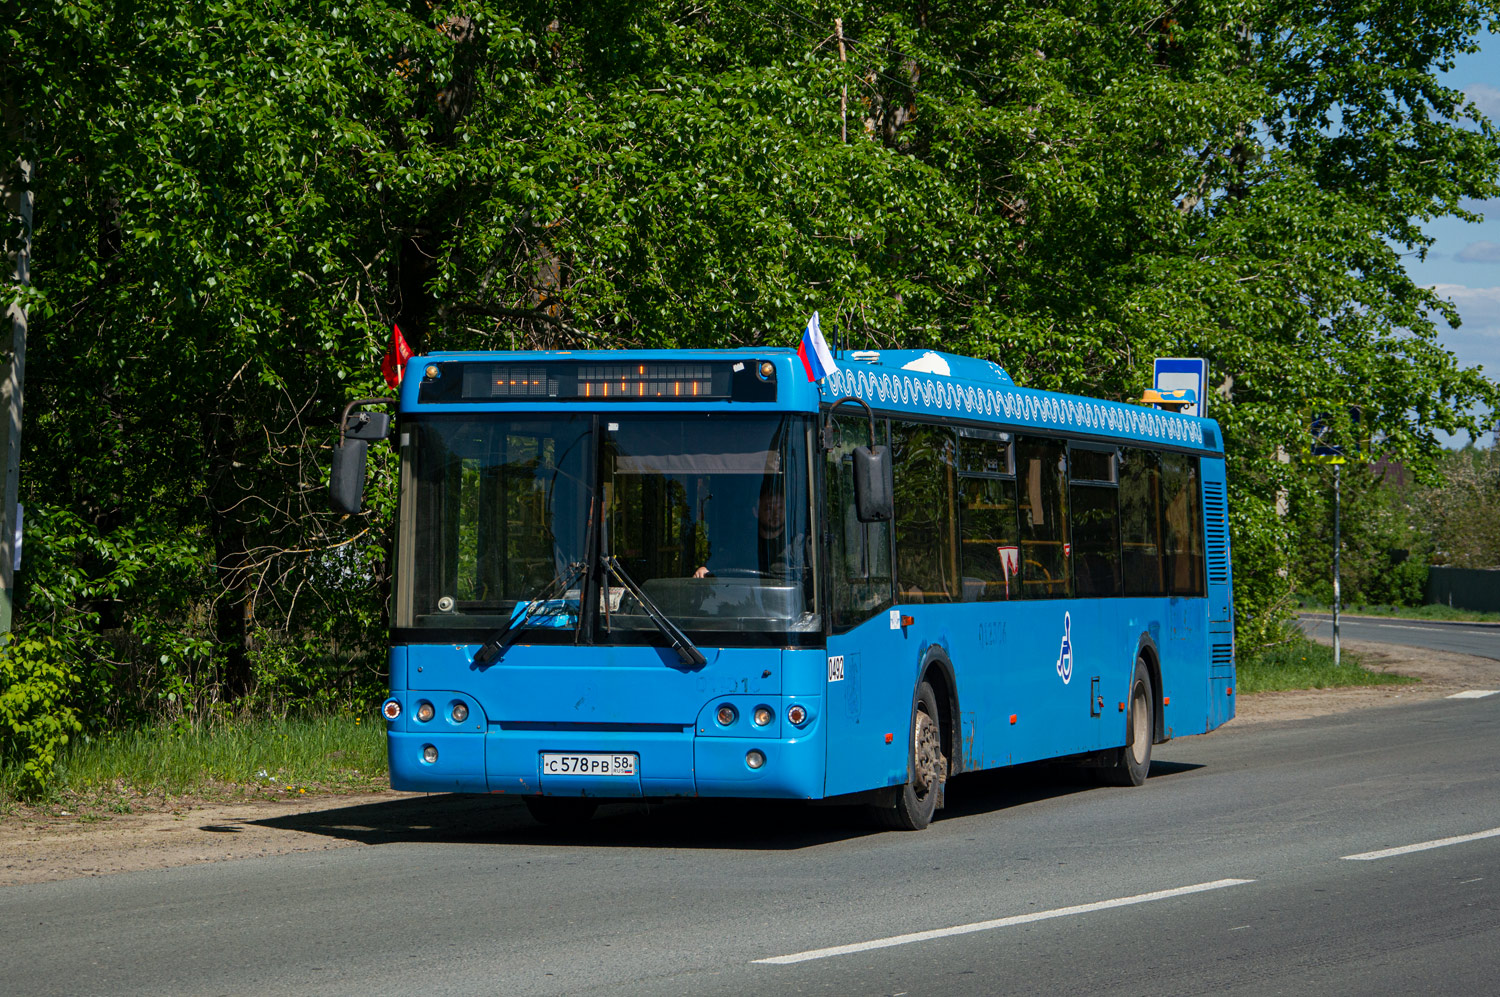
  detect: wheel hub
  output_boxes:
[1130,689,1149,764]
[912,710,942,796]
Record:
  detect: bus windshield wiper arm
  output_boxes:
[472,561,586,667]
[603,555,707,668]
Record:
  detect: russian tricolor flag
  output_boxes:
[797,311,835,382]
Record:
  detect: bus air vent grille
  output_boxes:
[1211,642,1234,675]
[1203,480,1230,586]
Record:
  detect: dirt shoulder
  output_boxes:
[1233,638,1496,726]
[3,640,1495,889]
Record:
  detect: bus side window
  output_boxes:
[825,418,893,630]
[1015,437,1070,598]
[1068,447,1121,597]
[1119,448,1164,596]
[892,422,959,603]
[957,431,1020,601]
[1161,453,1205,596]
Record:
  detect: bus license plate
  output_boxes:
[541,753,637,776]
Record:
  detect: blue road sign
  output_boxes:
[1153,357,1208,418]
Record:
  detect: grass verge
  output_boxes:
[1237,635,1418,694]
[1,715,387,818]
[1300,602,1500,624]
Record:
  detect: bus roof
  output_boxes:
[403,347,1220,453]
[817,348,1219,453]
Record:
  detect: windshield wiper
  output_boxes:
[603,555,707,668]
[472,561,587,667]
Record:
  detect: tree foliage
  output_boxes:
[4,0,1499,791]
[1290,446,1500,609]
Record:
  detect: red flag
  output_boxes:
[381,323,413,391]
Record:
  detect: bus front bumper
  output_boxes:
[388,709,826,800]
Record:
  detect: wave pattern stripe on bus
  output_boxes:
[821,367,1205,447]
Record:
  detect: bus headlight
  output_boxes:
[416,701,435,723]
[745,750,766,769]
[451,702,469,723]
[753,706,773,727]
[422,745,438,764]
[716,704,737,726]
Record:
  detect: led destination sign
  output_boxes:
[417,361,778,404]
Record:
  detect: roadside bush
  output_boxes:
[0,630,83,798]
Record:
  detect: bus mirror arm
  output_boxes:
[823,396,894,523]
[329,397,396,516]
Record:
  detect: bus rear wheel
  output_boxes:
[872,681,947,831]
[524,796,599,826]
[1100,659,1154,787]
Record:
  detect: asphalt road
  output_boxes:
[1299,612,1500,660]
[4,695,1499,996]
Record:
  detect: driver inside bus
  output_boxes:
[693,481,796,579]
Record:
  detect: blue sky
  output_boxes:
[1404,35,1500,445]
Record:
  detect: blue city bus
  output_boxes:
[331,347,1234,829]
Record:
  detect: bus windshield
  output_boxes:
[402,415,594,630]
[601,413,815,634]
[397,413,817,638]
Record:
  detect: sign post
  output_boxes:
[1306,413,1348,666]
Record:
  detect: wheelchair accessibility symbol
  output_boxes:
[1056,612,1073,685]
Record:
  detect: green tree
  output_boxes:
[1422,446,1500,568]
[4,0,1499,792]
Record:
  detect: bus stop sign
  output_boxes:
[1154,358,1208,418]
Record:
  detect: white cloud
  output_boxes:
[1427,285,1500,383]
[1466,83,1500,120]
[1421,286,1499,445]
[1430,284,1500,328]
[1456,241,1500,263]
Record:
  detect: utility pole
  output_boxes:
[1332,462,1341,667]
[1,95,30,634]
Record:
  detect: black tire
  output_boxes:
[871,680,947,830]
[1100,659,1154,787]
[524,796,599,826]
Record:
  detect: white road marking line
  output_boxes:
[754,879,1254,966]
[1372,624,1498,636]
[1447,690,1498,699]
[1342,827,1500,862]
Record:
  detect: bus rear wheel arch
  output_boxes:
[1135,637,1167,745]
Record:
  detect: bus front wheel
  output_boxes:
[1100,659,1154,787]
[872,681,947,831]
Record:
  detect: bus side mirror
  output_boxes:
[853,445,893,523]
[330,439,369,515]
[328,402,395,515]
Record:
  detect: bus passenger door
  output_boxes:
[822,419,906,798]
